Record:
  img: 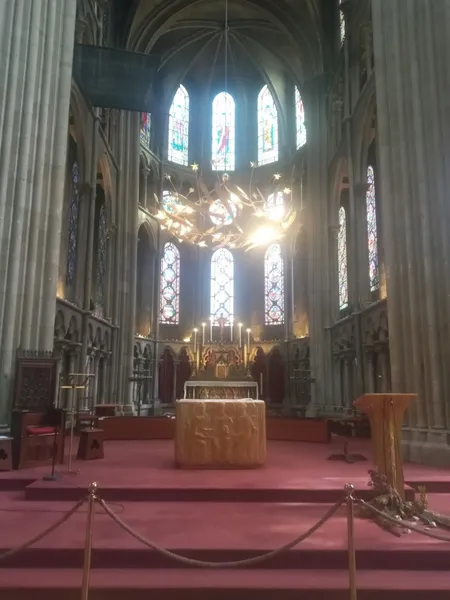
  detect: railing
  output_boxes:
[2,482,449,599]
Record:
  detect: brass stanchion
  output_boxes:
[345,483,357,600]
[81,482,98,600]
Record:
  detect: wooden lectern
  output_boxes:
[353,393,416,498]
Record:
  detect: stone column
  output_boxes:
[304,75,333,408]
[372,0,450,465]
[116,111,140,414]
[0,1,77,422]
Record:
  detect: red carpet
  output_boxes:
[1,438,450,598]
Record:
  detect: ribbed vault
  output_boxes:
[120,0,323,88]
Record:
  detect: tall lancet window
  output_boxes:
[168,85,189,166]
[295,87,307,149]
[366,165,379,291]
[264,243,285,325]
[160,242,180,324]
[257,85,278,165]
[212,92,235,171]
[338,206,348,309]
[140,112,151,147]
[95,203,107,311]
[339,6,346,45]
[210,248,234,324]
[66,161,80,286]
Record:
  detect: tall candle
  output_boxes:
[209,317,213,342]
[193,328,198,353]
[230,318,233,342]
[260,372,263,396]
[201,322,206,346]
[246,328,251,348]
[238,323,243,348]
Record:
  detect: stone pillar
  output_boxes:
[116,111,140,414]
[372,0,450,465]
[0,1,76,422]
[304,76,333,408]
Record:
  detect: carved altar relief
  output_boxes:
[175,399,266,468]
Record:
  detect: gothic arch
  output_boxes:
[136,223,156,336]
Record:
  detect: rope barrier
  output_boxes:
[356,498,450,542]
[97,496,345,568]
[0,497,86,563]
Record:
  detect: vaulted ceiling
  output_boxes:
[116,0,325,91]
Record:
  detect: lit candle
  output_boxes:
[230,317,233,342]
[193,328,198,353]
[201,322,206,346]
[238,323,243,348]
[210,316,213,342]
[246,328,251,348]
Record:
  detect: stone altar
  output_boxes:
[175,399,266,468]
[183,380,259,399]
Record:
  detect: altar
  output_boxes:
[175,398,266,468]
[183,380,259,400]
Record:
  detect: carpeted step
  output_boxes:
[1,498,448,571]
[0,568,450,600]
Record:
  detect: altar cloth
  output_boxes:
[175,399,266,468]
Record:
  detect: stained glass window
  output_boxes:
[366,165,379,291]
[168,85,189,166]
[257,85,278,165]
[160,242,180,324]
[210,248,234,325]
[212,92,235,172]
[140,113,151,147]
[66,161,80,286]
[264,243,285,325]
[338,206,348,309]
[209,199,237,226]
[340,10,345,45]
[96,203,107,310]
[295,87,307,149]
[162,190,178,215]
[265,192,285,221]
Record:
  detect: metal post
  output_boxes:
[345,483,357,600]
[67,383,77,474]
[81,482,97,600]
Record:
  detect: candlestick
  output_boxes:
[238,323,243,348]
[209,316,213,342]
[193,328,198,353]
[246,328,251,348]
[201,322,206,346]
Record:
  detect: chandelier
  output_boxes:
[153,168,298,250]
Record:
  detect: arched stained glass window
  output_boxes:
[168,85,189,166]
[66,161,80,286]
[366,166,379,291]
[140,112,151,147]
[162,190,178,215]
[265,191,285,221]
[338,206,348,309]
[257,85,278,165]
[295,87,307,148]
[210,248,234,324]
[95,203,107,310]
[160,242,180,324]
[212,92,235,171]
[340,9,346,45]
[264,243,285,325]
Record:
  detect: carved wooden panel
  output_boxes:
[14,358,57,412]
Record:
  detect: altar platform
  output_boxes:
[2,438,450,599]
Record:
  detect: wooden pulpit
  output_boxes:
[353,393,416,498]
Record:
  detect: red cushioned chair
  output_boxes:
[11,409,66,470]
